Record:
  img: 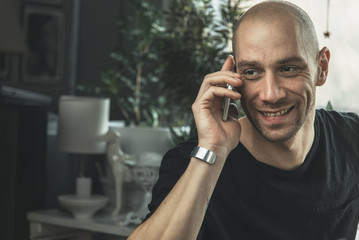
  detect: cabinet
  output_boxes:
[0,102,47,239]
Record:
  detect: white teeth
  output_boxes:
[262,108,290,117]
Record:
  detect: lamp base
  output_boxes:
[58,195,108,219]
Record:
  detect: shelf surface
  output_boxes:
[28,209,137,236]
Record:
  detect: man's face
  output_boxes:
[234,15,319,142]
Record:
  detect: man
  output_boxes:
[128,1,359,239]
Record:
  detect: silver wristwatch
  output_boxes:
[190,146,216,164]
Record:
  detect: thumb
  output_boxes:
[221,55,234,71]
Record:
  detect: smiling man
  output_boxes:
[128,1,359,239]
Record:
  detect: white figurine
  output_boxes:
[98,128,135,216]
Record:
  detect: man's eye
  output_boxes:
[282,66,296,72]
[244,69,259,76]
[241,69,261,80]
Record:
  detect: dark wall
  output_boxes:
[75,0,163,120]
[77,0,121,87]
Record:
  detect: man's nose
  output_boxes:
[258,72,286,103]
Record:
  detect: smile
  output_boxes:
[261,107,293,117]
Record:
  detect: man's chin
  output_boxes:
[260,131,296,143]
[255,123,302,143]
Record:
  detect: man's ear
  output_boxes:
[316,47,330,86]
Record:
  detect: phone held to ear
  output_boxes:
[222,57,239,122]
[222,84,234,122]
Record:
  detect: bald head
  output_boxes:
[233,1,319,61]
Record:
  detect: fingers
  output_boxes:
[196,71,242,100]
[204,71,241,87]
[221,55,234,71]
[194,84,241,111]
[207,55,240,87]
[195,55,242,103]
[205,85,241,101]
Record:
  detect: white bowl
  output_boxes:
[58,195,108,219]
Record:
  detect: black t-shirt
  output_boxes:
[145,110,359,240]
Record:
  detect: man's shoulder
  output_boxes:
[315,109,359,146]
[315,109,359,126]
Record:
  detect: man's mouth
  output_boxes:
[260,106,294,117]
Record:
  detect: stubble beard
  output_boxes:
[242,95,315,143]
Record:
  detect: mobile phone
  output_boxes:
[222,84,234,122]
[222,58,238,121]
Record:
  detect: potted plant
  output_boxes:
[156,0,247,141]
[78,0,247,145]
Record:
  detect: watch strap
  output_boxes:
[190,146,216,164]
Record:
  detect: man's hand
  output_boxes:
[128,56,244,240]
[192,56,243,161]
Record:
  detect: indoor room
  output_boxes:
[1,0,358,239]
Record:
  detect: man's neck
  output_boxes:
[239,112,315,170]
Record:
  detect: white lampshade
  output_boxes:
[58,96,110,154]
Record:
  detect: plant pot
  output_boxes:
[100,122,175,216]
[109,122,175,158]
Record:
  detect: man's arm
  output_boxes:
[128,56,243,240]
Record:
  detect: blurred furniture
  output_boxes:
[28,209,134,240]
[0,86,50,239]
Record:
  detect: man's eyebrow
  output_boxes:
[236,56,306,69]
[236,60,261,69]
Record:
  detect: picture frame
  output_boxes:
[22,5,65,84]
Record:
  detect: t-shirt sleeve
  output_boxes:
[142,139,196,222]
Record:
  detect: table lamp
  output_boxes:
[57,96,110,219]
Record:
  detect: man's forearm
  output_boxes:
[128,156,226,240]
[128,56,241,239]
